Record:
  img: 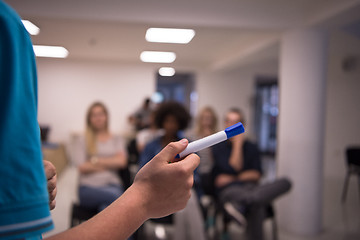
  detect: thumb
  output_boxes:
[154,139,188,163]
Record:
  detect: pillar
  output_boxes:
[276,29,328,235]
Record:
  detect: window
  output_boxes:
[254,77,278,156]
[155,72,197,116]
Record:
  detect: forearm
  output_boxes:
[48,139,200,240]
[78,162,105,174]
[98,152,127,169]
[229,147,243,171]
[238,170,261,182]
[46,185,147,240]
[215,174,237,188]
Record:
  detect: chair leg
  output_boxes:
[246,205,265,240]
[358,174,360,203]
[341,171,351,203]
[272,217,278,240]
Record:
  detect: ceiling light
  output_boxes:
[146,28,195,44]
[159,67,175,76]
[33,45,69,58]
[21,20,40,35]
[140,51,176,63]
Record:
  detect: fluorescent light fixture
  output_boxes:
[33,45,69,58]
[21,20,40,35]
[159,67,175,76]
[146,28,195,44]
[140,51,176,63]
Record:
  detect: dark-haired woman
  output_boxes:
[139,101,206,240]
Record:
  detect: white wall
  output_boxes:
[36,59,156,142]
[36,57,278,143]
[323,30,360,179]
[197,60,278,138]
[36,29,360,177]
[34,27,360,238]
[320,29,360,235]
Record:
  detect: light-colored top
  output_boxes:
[73,135,126,187]
[186,132,215,175]
[136,128,164,150]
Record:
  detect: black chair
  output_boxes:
[70,139,140,237]
[70,204,97,227]
[265,204,277,240]
[70,203,141,239]
[341,147,360,203]
[70,166,132,227]
[216,202,278,240]
[127,138,140,165]
[118,167,132,190]
[214,178,291,240]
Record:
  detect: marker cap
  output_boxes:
[225,122,245,138]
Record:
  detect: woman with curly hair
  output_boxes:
[139,101,206,240]
[138,101,190,165]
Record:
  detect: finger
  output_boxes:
[49,187,57,202]
[43,160,56,180]
[49,199,56,210]
[172,153,200,173]
[47,175,57,192]
[154,139,188,163]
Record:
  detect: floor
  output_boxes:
[43,158,360,240]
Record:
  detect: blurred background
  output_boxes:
[5,0,360,239]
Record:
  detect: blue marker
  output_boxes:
[177,122,245,159]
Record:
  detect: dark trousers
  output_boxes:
[79,184,123,212]
[218,178,291,240]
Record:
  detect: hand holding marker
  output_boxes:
[175,122,245,160]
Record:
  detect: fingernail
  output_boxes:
[180,139,188,145]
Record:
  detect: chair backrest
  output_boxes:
[346,147,360,166]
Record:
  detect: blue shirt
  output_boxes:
[139,137,169,169]
[139,136,202,195]
[0,1,54,239]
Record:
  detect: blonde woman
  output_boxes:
[73,102,127,212]
[193,107,218,177]
[195,106,218,138]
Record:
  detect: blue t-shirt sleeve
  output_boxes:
[0,2,54,239]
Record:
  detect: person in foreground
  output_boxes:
[0,1,199,239]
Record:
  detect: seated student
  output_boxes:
[212,108,292,240]
[73,102,128,212]
[189,106,219,195]
[212,108,262,226]
[139,102,190,168]
[139,101,206,240]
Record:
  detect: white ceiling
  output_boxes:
[4,0,360,71]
